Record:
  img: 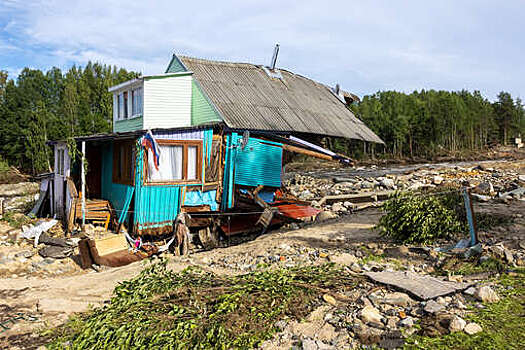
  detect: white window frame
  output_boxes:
[114,84,143,122]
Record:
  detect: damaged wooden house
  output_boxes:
[44,49,383,255]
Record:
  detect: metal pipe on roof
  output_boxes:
[270,44,280,70]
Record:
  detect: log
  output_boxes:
[282,144,333,160]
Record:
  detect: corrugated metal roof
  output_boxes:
[179,56,383,143]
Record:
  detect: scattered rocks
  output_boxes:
[315,211,337,222]
[322,294,337,306]
[382,292,413,307]
[380,178,395,189]
[359,306,384,327]
[464,287,476,296]
[328,252,358,265]
[424,300,445,314]
[474,286,500,303]
[399,316,414,328]
[14,250,34,259]
[433,176,444,185]
[449,316,467,332]
[464,322,483,335]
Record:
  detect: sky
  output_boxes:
[0,0,523,101]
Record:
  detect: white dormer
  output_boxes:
[108,72,193,133]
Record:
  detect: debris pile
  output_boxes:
[0,182,39,214]
[285,162,525,215]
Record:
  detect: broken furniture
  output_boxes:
[79,234,157,268]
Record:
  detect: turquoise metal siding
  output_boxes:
[191,80,222,126]
[114,116,143,133]
[100,143,134,224]
[135,183,181,229]
[234,137,283,188]
[132,128,219,230]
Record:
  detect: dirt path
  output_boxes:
[0,210,382,348]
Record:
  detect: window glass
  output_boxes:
[132,87,143,116]
[118,93,124,119]
[187,146,197,180]
[123,91,128,118]
[148,145,183,181]
[57,149,64,176]
[146,141,201,183]
[113,141,134,185]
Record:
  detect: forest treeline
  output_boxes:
[1,64,524,174]
[346,90,525,158]
[0,64,137,174]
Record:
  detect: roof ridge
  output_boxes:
[178,55,260,69]
[180,55,333,90]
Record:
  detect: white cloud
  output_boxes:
[1,0,524,100]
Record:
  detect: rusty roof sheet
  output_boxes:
[179,56,383,143]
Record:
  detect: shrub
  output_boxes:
[378,191,465,244]
[0,156,9,173]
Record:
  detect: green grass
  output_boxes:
[45,260,363,350]
[0,156,9,173]
[435,256,505,277]
[404,269,525,350]
[1,211,34,228]
[476,213,514,231]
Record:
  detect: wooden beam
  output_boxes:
[282,144,333,160]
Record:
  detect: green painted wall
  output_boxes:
[165,55,187,73]
[191,80,222,126]
[114,116,143,133]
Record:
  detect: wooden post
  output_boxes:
[81,141,86,230]
[462,187,478,246]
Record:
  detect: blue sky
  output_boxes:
[1,0,523,100]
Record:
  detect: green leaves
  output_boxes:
[378,191,465,244]
[47,261,362,350]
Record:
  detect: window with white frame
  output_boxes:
[131,87,143,116]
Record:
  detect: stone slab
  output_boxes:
[365,271,472,300]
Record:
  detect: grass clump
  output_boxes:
[476,212,514,231]
[436,256,505,276]
[404,269,525,349]
[46,259,362,350]
[378,191,465,244]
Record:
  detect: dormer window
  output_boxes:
[131,87,143,116]
[118,91,128,119]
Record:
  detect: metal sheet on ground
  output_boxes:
[365,271,472,300]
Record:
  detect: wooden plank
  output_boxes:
[318,191,394,206]
[67,198,77,233]
[365,271,473,300]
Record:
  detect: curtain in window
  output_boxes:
[187,146,197,179]
[147,145,183,181]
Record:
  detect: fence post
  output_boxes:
[462,187,478,246]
